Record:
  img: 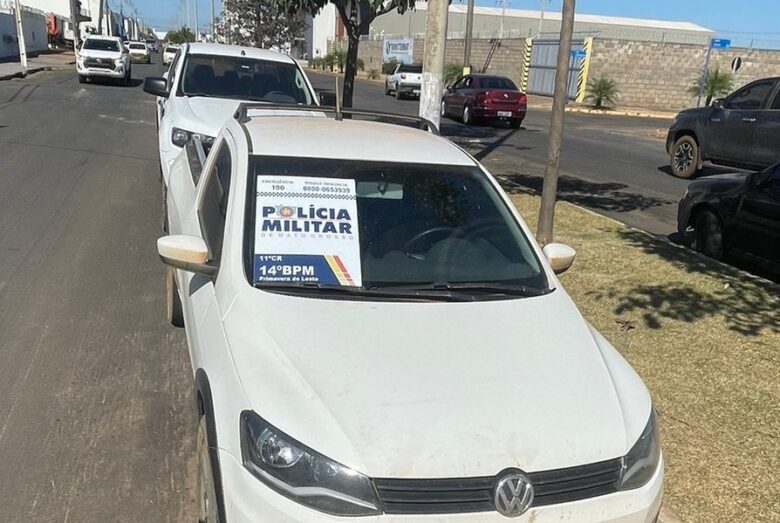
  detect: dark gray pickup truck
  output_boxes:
[667,77,780,178]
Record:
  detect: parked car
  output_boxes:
[162,44,179,65]
[146,39,158,52]
[143,42,318,184]
[127,41,150,63]
[678,162,780,267]
[156,104,663,522]
[384,63,422,99]
[76,35,131,85]
[441,74,527,128]
[667,76,780,178]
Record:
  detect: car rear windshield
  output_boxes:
[245,156,548,297]
[83,39,119,52]
[480,76,517,90]
[180,54,313,104]
[398,64,422,73]
[129,43,146,49]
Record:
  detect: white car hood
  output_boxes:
[79,49,122,59]
[170,97,320,138]
[224,287,651,478]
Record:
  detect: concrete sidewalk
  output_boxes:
[0,51,75,81]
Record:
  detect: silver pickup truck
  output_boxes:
[385,63,422,100]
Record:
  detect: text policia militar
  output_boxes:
[259,205,354,235]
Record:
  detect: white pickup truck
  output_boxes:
[76,35,131,84]
[384,63,422,100]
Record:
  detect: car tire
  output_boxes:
[440,100,447,118]
[509,118,522,129]
[78,74,86,84]
[462,105,472,125]
[692,209,724,260]
[384,81,390,96]
[166,268,184,328]
[124,69,131,86]
[670,135,699,178]
[395,87,402,100]
[197,416,221,523]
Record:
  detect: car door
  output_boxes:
[449,76,473,115]
[158,46,183,136]
[753,85,780,168]
[705,79,776,167]
[733,165,780,262]
[176,135,235,355]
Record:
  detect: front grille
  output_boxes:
[84,58,115,70]
[374,458,622,515]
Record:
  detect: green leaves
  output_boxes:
[585,76,619,109]
[688,67,734,106]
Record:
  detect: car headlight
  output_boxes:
[114,57,123,65]
[618,409,661,490]
[171,128,214,148]
[240,411,381,516]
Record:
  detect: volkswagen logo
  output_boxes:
[494,471,534,518]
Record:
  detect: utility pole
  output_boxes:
[12,0,28,68]
[420,0,449,132]
[193,0,198,41]
[536,0,575,245]
[69,0,81,55]
[463,0,474,71]
[210,0,214,41]
[96,0,104,34]
[696,38,714,107]
[537,0,549,36]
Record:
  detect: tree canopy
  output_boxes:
[220,0,305,51]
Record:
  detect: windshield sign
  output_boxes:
[247,157,548,298]
[255,176,362,286]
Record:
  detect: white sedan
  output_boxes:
[157,107,663,523]
[143,43,318,186]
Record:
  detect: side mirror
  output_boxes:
[712,98,725,109]
[318,91,337,106]
[543,243,576,274]
[143,77,169,97]
[157,235,217,275]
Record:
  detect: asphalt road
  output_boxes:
[0,54,196,521]
[308,71,714,236]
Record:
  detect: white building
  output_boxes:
[303,2,336,58]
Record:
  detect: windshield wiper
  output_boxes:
[253,281,464,301]
[369,281,552,297]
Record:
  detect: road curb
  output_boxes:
[659,506,684,523]
[0,66,51,81]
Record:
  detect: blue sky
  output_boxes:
[137,0,780,35]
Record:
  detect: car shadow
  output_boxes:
[587,228,780,336]
[499,172,674,213]
[657,164,752,179]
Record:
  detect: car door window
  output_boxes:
[770,90,780,110]
[464,77,473,89]
[728,81,775,110]
[198,140,232,262]
[167,49,182,91]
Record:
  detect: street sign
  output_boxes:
[570,49,586,59]
[711,38,732,49]
[731,56,743,73]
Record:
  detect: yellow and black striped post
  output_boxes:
[519,37,533,92]
[575,37,594,103]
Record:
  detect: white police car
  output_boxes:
[157,106,663,522]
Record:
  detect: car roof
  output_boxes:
[241,116,475,166]
[185,43,296,64]
[85,35,121,41]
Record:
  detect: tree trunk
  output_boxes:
[536,0,576,246]
[342,34,360,108]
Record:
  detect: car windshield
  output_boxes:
[245,157,549,300]
[180,54,313,104]
[166,46,178,52]
[480,76,517,90]
[398,64,422,73]
[129,43,145,50]
[83,39,119,52]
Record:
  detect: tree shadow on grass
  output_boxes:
[499,172,674,214]
[589,228,780,337]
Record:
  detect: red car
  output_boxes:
[441,74,527,128]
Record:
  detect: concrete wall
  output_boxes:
[588,39,780,110]
[0,6,49,59]
[352,36,780,111]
